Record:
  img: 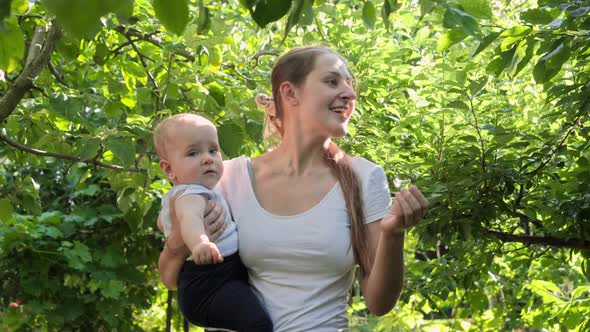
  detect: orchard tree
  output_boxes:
[0,0,589,331]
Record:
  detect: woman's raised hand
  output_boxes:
[381,185,429,236]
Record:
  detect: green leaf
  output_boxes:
[299,0,314,26]
[446,100,469,110]
[362,1,377,30]
[571,285,590,299]
[0,0,11,26]
[500,26,532,38]
[284,0,305,41]
[152,0,189,35]
[251,0,292,28]
[125,61,147,83]
[63,241,92,270]
[420,0,436,18]
[245,119,263,143]
[533,60,558,83]
[101,280,124,299]
[466,289,488,311]
[218,121,245,158]
[381,0,392,30]
[43,226,63,239]
[569,6,590,17]
[542,42,569,69]
[527,279,564,303]
[239,0,257,11]
[487,44,517,76]
[206,82,225,107]
[453,0,492,19]
[0,17,24,73]
[521,8,558,25]
[93,43,109,65]
[11,0,29,14]
[472,31,500,57]
[114,0,134,22]
[106,137,136,166]
[42,0,122,38]
[0,198,14,222]
[533,42,568,83]
[469,77,487,97]
[208,45,223,70]
[437,28,467,52]
[96,247,126,268]
[197,2,211,34]
[513,38,535,77]
[443,7,480,36]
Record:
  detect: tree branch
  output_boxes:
[0,22,62,124]
[0,133,142,172]
[113,25,195,62]
[527,115,580,176]
[48,61,68,87]
[484,229,590,250]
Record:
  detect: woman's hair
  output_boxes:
[264,46,370,275]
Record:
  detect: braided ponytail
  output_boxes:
[324,141,369,275]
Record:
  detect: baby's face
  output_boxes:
[165,122,223,189]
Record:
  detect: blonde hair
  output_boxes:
[264,46,370,275]
[154,113,211,160]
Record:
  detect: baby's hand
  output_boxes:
[191,234,224,265]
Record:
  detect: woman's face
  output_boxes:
[290,53,357,138]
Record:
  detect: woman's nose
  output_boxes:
[341,84,357,101]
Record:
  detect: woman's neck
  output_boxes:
[271,133,331,176]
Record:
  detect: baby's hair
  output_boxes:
[154,113,211,160]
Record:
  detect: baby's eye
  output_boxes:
[209,147,218,154]
[187,151,198,157]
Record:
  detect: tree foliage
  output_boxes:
[1,0,589,331]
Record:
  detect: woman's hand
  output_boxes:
[381,185,429,236]
[203,200,227,242]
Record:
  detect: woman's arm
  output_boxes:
[360,186,428,316]
[158,198,227,289]
[159,232,191,289]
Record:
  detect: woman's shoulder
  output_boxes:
[350,155,383,175]
[222,155,247,169]
[219,155,249,188]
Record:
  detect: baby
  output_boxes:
[154,113,272,331]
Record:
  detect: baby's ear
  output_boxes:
[159,160,174,181]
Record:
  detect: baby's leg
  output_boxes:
[205,279,273,332]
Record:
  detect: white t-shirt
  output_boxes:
[217,156,391,332]
[160,184,238,257]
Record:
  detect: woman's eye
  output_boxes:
[327,79,337,86]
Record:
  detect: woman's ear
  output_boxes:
[279,81,300,107]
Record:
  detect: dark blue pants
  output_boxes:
[177,253,273,332]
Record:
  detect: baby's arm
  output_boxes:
[175,195,223,265]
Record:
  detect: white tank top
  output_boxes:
[217,156,391,332]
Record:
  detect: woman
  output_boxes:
[159,46,429,331]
